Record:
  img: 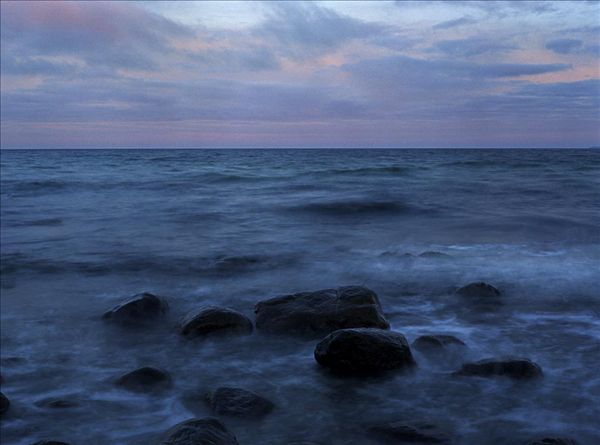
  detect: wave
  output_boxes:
[290,199,415,216]
[0,252,299,277]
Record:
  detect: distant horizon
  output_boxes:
[2,146,599,150]
[1,1,599,149]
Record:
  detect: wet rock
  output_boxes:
[412,335,466,351]
[102,292,168,326]
[526,438,578,445]
[314,328,416,375]
[367,421,450,443]
[35,397,79,409]
[160,417,239,445]
[180,307,253,338]
[0,391,9,415]
[206,387,274,418]
[115,366,172,392]
[255,286,389,336]
[453,358,542,379]
[456,282,500,298]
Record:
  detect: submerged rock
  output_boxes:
[180,307,253,338]
[314,328,416,375]
[526,438,578,445]
[160,418,239,445]
[453,358,542,379]
[115,366,172,392]
[102,292,168,326]
[0,392,9,415]
[255,286,389,336]
[456,282,501,298]
[206,387,274,418]
[367,421,450,443]
[412,335,466,351]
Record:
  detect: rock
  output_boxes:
[314,328,416,375]
[34,397,79,409]
[0,392,9,415]
[206,387,274,418]
[526,438,577,445]
[115,366,172,392]
[456,282,500,298]
[453,358,542,379]
[255,286,389,336]
[180,307,253,338]
[102,292,168,326]
[367,421,450,443]
[160,418,239,445]
[412,335,466,351]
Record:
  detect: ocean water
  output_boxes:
[1,148,599,445]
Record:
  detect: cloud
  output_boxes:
[255,2,381,58]
[545,38,584,54]
[433,16,477,29]
[0,1,192,71]
[434,37,517,57]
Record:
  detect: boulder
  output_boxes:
[206,387,274,418]
[367,421,450,443]
[180,307,253,338]
[412,335,466,351]
[102,292,168,326]
[453,358,542,379]
[115,366,172,392]
[0,391,9,415]
[456,282,500,298]
[255,286,389,336]
[160,418,239,445]
[314,328,416,375]
[526,439,577,445]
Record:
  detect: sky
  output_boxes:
[1,0,599,148]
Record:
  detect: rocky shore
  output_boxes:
[0,284,579,445]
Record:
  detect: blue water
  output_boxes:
[1,149,599,444]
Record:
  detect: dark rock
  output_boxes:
[0,391,9,415]
[30,442,71,445]
[35,397,79,409]
[314,328,416,375]
[255,286,389,336]
[115,366,172,392]
[160,417,239,445]
[412,335,466,351]
[367,421,450,443]
[453,358,542,379]
[526,438,577,445]
[180,307,253,338]
[456,282,500,298]
[102,292,168,326]
[206,387,274,418]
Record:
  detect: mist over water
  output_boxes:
[1,149,599,444]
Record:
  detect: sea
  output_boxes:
[1,148,599,444]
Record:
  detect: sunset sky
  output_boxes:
[1,0,599,148]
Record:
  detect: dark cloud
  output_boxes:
[545,38,584,54]
[433,16,477,29]
[256,2,381,57]
[434,37,517,57]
